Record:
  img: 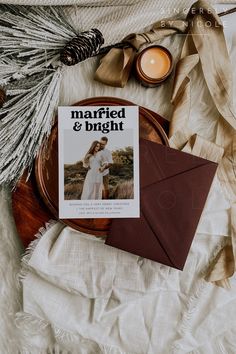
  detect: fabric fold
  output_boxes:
[94,47,135,88]
[170,0,236,134]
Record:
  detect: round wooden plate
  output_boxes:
[12,97,169,247]
[35,97,169,236]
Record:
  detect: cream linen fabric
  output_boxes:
[0,0,232,352]
[17,197,234,354]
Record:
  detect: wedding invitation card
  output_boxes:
[58,106,140,219]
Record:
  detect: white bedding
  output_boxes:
[0,1,236,353]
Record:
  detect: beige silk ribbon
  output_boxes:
[169,2,236,287]
[205,244,235,289]
[94,19,188,88]
[170,0,236,134]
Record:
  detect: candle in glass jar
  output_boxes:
[135,45,173,87]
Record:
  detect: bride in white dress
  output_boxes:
[81,141,104,200]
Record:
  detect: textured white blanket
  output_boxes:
[0,1,236,353]
[16,177,234,353]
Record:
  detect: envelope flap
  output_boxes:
[140,139,215,189]
[106,211,176,267]
[141,162,218,269]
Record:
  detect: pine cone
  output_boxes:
[0,87,6,108]
[60,29,104,66]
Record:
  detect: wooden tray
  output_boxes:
[12,97,169,245]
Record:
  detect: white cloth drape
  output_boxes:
[0,1,236,353]
[17,177,234,353]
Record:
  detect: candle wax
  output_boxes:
[140,47,171,79]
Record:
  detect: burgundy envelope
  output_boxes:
[105,139,218,270]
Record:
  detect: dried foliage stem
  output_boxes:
[0,5,77,185]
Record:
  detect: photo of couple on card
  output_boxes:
[64,135,134,201]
